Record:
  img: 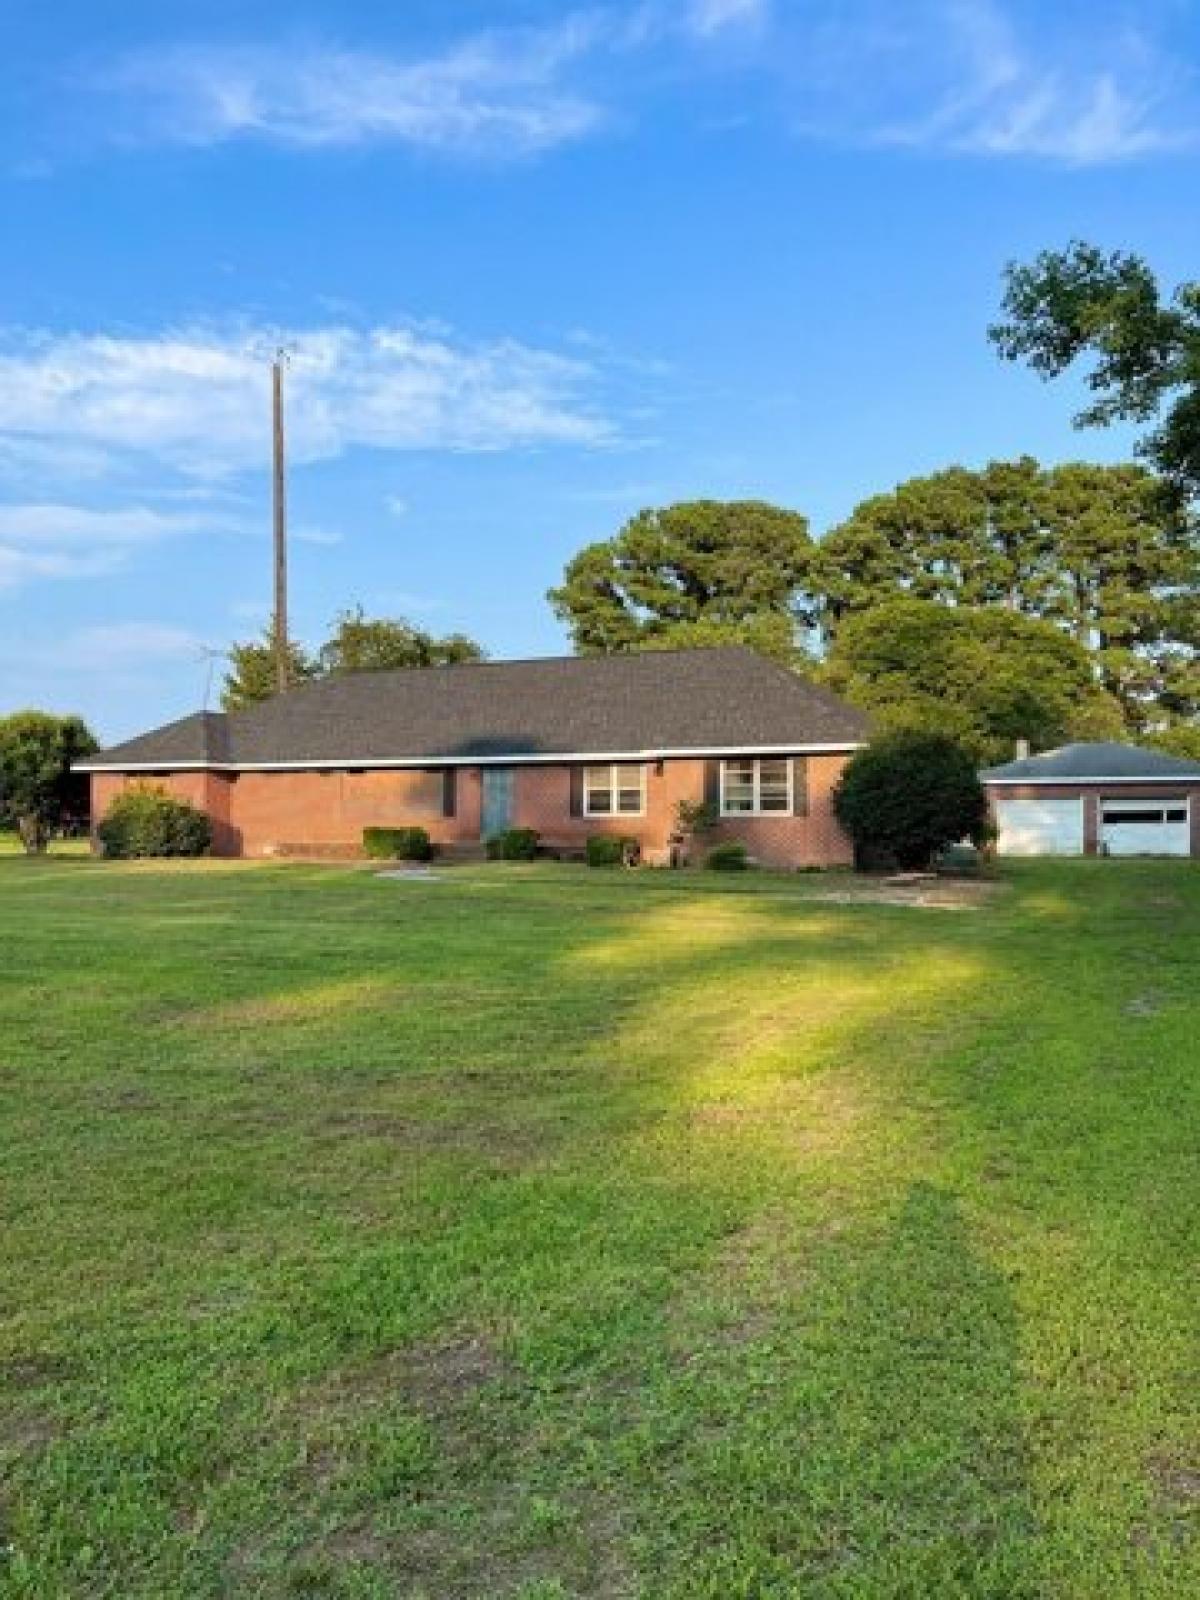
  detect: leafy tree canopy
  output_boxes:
[222,613,485,710]
[990,241,1200,499]
[822,596,1124,767]
[1143,723,1200,763]
[834,732,990,871]
[548,500,815,658]
[318,609,484,676]
[817,457,1196,730]
[0,711,98,853]
[629,612,811,669]
[221,630,319,712]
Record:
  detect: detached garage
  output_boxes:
[982,743,1200,860]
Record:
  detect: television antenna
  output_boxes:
[196,645,228,712]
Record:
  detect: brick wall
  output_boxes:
[986,781,1200,856]
[90,772,238,854]
[91,768,482,857]
[91,753,855,868]
[512,756,854,868]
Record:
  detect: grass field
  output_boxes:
[0,831,89,857]
[1,858,1197,1598]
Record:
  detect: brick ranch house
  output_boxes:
[76,648,870,868]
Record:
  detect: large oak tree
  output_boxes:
[548,500,816,664]
[817,458,1195,729]
[990,241,1200,499]
[822,596,1124,767]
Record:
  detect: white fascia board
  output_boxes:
[984,775,1198,786]
[76,741,864,775]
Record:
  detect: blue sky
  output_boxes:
[2,0,1198,741]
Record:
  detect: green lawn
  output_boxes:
[0,831,89,857]
[1,859,1197,1598]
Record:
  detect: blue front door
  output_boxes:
[480,768,514,839]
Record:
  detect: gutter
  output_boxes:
[982,775,1199,786]
[75,741,866,775]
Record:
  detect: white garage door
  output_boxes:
[995,798,1084,856]
[1101,799,1190,857]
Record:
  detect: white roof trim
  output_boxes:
[77,741,863,775]
[984,775,1199,786]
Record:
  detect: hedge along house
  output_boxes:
[75,648,869,868]
[982,742,1200,858]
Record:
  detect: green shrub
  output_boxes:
[362,826,433,861]
[833,732,988,871]
[586,834,640,868]
[98,785,211,859]
[705,840,750,871]
[674,798,718,838]
[486,827,541,861]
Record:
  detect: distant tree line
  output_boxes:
[546,465,1195,762]
[222,608,485,710]
[546,242,1200,762]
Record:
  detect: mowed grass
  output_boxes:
[0,859,1197,1599]
[0,831,88,857]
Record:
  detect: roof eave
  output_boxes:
[983,773,1199,786]
[75,739,867,774]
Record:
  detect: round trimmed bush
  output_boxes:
[98,785,211,859]
[363,826,433,861]
[705,840,750,871]
[586,835,640,868]
[486,827,541,861]
[834,732,988,871]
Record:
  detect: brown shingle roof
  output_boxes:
[79,710,230,769]
[78,648,870,770]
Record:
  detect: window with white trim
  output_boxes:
[1101,798,1187,825]
[584,763,646,816]
[720,757,792,816]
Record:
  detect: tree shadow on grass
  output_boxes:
[812,1181,1038,1596]
[7,867,1194,1596]
[625,1180,1039,1599]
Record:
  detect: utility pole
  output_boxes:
[271,353,289,694]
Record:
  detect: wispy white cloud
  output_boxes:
[384,495,409,519]
[100,17,604,158]
[792,0,1198,164]
[894,0,1194,162]
[685,0,770,39]
[0,502,233,547]
[68,1,1194,170]
[0,546,118,590]
[0,501,244,591]
[0,321,616,486]
[32,622,209,672]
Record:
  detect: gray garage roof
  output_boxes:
[78,648,870,771]
[982,741,1200,783]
